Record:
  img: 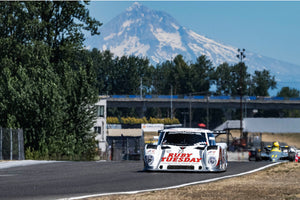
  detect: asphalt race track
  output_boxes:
[0,161,276,200]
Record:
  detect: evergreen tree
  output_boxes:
[172,55,192,95]
[214,62,250,96]
[153,60,174,95]
[191,55,214,94]
[214,63,231,95]
[250,69,276,96]
[277,87,300,117]
[277,87,300,98]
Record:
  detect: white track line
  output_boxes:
[59,162,282,200]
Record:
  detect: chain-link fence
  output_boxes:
[0,128,24,160]
[107,136,144,161]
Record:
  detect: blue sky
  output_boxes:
[87,1,300,66]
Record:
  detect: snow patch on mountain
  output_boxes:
[110,36,150,57]
[104,33,116,41]
[150,25,185,51]
[122,20,134,28]
[85,3,300,92]
[126,2,141,12]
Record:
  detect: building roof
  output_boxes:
[214,120,243,131]
[214,118,300,134]
[244,118,300,133]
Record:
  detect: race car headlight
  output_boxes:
[208,156,217,166]
[145,155,154,165]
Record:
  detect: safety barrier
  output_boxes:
[228,151,249,162]
[108,95,299,101]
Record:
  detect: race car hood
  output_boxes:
[159,145,204,164]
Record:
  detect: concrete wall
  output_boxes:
[228,151,249,162]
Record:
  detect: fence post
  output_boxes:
[10,128,13,160]
[18,129,21,160]
[21,129,25,160]
[0,127,2,160]
[18,129,24,160]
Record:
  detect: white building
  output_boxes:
[94,96,107,153]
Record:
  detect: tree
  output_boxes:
[190,55,214,94]
[115,55,150,95]
[0,1,102,160]
[31,1,102,66]
[172,55,192,95]
[213,63,231,95]
[277,87,300,117]
[214,62,250,96]
[153,60,173,95]
[153,55,193,95]
[90,51,152,95]
[277,87,300,98]
[250,69,276,96]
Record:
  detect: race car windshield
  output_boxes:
[160,132,207,146]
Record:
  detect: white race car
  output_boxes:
[144,128,228,172]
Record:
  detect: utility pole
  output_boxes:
[237,48,246,139]
[206,95,209,129]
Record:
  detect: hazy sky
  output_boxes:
[87,1,300,66]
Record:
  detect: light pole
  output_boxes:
[140,77,143,99]
[206,95,209,129]
[237,48,246,138]
[170,85,173,119]
[189,93,192,127]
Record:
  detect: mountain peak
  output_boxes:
[85,3,300,89]
[126,2,146,12]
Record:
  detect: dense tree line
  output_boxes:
[88,49,300,126]
[89,51,278,97]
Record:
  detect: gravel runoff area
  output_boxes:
[83,162,300,200]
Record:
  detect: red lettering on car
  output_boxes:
[161,153,202,163]
[172,157,179,162]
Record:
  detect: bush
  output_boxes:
[107,117,120,124]
[25,147,43,160]
[108,117,180,125]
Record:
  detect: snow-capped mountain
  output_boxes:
[85,2,300,91]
